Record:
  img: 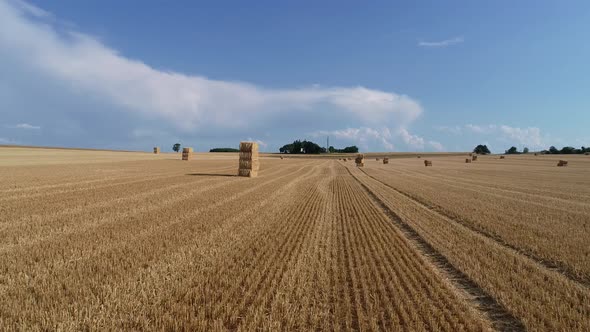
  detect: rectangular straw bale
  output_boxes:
[239,159,260,169]
[424,160,432,166]
[465,159,471,163]
[238,141,260,177]
[472,155,478,161]
[239,142,259,152]
[355,154,364,164]
[500,156,505,159]
[383,158,389,164]
[182,147,193,153]
[239,151,255,159]
[153,147,160,154]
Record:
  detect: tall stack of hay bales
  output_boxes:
[153,147,160,154]
[355,154,365,167]
[182,147,193,161]
[557,160,568,167]
[465,158,471,163]
[238,141,259,177]
[383,158,389,164]
[424,160,432,167]
[472,155,478,161]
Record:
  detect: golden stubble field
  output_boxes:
[0,147,589,331]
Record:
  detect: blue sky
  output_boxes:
[1,0,589,152]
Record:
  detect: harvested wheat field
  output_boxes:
[1,147,589,331]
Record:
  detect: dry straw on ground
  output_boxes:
[182,147,193,161]
[238,142,259,177]
[1,148,590,331]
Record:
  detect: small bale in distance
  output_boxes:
[500,156,505,159]
[465,158,471,163]
[557,160,568,167]
[153,147,160,154]
[472,155,478,161]
[383,158,389,164]
[424,160,432,167]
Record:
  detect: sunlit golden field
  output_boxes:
[1,147,589,331]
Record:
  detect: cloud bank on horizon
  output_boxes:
[0,0,444,152]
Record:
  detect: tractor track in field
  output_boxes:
[358,166,590,289]
[343,165,525,331]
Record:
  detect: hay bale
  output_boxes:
[153,147,160,154]
[534,153,538,156]
[424,160,432,167]
[376,158,380,161]
[383,158,389,164]
[280,156,284,159]
[417,155,421,158]
[500,156,505,159]
[182,147,194,160]
[238,141,259,177]
[557,160,568,167]
[472,155,478,161]
[355,154,364,167]
[469,153,473,156]
[239,142,259,153]
[465,158,471,163]
[585,152,589,156]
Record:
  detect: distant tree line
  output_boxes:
[541,146,590,155]
[279,140,358,154]
[474,144,590,155]
[328,145,359,153]
[210,148,239,152]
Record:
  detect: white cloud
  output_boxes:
[398,128,425,149]
[10,123,41,130]
[0,1,423,132]
[428,140,445,151]
[310,127,443,152]
[0,137,18,144]
[499,125,543,148]
[418,36,464,48]
[247,138,268,148]
[310,127,395,151]
[465,124,497,134]
[434,125,462,135]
